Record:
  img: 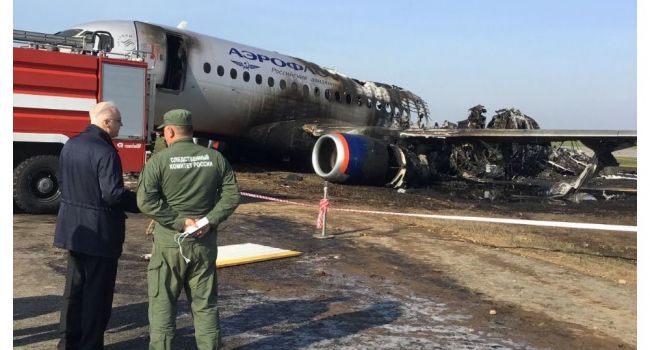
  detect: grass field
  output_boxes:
[551,141,637,169]
[616,156,637,168]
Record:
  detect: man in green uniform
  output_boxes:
[137,109,240,350]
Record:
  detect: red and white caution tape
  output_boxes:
[239,191,636,232]
[240,191,308,206]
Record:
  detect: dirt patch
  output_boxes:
[14,168,636,349]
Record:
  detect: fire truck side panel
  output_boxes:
[13,45,149,213]
[13,48,98,98]
[14,48,99,138]
[14,108,92,136]
[98,59,148,172]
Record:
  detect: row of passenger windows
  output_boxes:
[202,62,404,114]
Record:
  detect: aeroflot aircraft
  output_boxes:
[58,20,635,192]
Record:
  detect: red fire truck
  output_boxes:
[13,30,154,213]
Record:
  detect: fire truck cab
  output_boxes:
[13,30,153,213]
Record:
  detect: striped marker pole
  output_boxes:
[315,182,334,239]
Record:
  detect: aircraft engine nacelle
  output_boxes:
[311,133,404,185]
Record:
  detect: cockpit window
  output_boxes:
[54,29,83,37]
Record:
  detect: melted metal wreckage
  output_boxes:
[308,105,636,198]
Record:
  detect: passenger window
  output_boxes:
[291,82,298,91]
[268,77,275,87]
[280,79,287,89]
[256,74,262,84]
[366,97,372,108]
[345,92,352,104]
[325,89,331,100]
[376,101,383,111]
[217,65,224,76]
[356,96,363,106]
[314,87,320,97]
[335,91,341,102]
[203,63,211,74]
[243,71,250,82]
[303,84,309,96]
[230,68,237,79]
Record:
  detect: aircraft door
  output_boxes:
[134,21,167,86]
[161,33,187,91]
[134,23,187,92]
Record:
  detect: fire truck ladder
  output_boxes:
[13,29,114,53]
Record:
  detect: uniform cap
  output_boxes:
[158,109,193,129]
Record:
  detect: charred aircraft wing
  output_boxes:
[311,126,636,197]
[399,128,636,152]
[398,128,636,196]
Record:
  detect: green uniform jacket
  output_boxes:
[137,138,240,247]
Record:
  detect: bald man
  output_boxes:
[54,101,139,350]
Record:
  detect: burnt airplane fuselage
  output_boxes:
[58,21,635,193]
[63,21,429,157]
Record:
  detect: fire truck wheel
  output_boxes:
[13,155,61,214]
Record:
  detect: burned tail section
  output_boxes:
[448,108,549,181]
[293,57,432,129]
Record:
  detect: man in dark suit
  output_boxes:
[53,101,139,350]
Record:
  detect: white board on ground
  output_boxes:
[216,243,301,268]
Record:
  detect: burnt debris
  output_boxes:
[398,106,630,197]
[458,104,487,129]
[440,107,552,182]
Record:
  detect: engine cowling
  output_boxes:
[311,133,405,185]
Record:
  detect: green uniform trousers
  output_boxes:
[147,240,220,350]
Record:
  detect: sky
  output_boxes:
[11,0,637,130]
